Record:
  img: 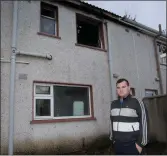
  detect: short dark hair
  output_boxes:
[116,78,129,86]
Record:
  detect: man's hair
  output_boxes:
[116,78,129,86]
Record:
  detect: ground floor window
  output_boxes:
[33,82,93,120]
[145,89,158,97]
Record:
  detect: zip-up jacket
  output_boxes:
[109,94,148,148]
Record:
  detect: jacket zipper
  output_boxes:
[117,101,122,131]
[132,125,135,131]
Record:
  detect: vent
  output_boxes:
[137,33,140,36]
[19,74,28,80]
[125,28,129,32]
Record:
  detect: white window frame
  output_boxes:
[160,53,166,65]
[34,84,53,120]
[34,83,92,120]
[145,89,158,97]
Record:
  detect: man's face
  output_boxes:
[116,81,130,98]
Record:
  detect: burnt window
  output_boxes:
[76,14,104,48]
[40,2,58,36]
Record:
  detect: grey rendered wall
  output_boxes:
[107,21,161,100]
[1,1,13,154]
[1,1,111,154]
[160,65,167,94]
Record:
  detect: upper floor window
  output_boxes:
[76,14,105,49]
[40,2,58,36]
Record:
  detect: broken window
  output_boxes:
[76,14,104,48]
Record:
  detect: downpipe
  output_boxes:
[104,21,114,141]
[8,1,18,155]
[153,24,164,94]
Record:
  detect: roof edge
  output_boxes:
[53,0,167,41]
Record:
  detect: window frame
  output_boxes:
[145,89,158,97]
[32,81,95,123]
[160,53,166,65]
[34,83,54,120]
[130,87,136,96]
[75,13,105,51]
[39,2,59,38]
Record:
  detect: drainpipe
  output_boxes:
[8,1,18,155]
[104,21,114,138]
[16,51,52,60]
[153,24,163,94]
[104,22,114,101]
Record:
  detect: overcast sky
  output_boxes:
[86,1,166,31]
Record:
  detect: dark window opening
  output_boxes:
[76,14,103,48]
[36,99,51,116]
[41,6,55,18]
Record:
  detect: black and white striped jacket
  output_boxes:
[110,94,148,147]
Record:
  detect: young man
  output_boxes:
[110,78,148,155]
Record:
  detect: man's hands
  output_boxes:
[135,143,142,153]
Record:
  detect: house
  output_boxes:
[1,0,166,154]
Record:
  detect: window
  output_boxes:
[40,2,58,36]
[160,53,166,64]
[130,88,136,96]
[145,89,158,97]
[34,83,93,120]
[76,14,104,49]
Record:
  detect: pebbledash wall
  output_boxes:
[1,1,111,154]
[107,22,166,100]
[1,0,166,154]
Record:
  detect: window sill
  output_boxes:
[75,43,107,52]
[37,32,61,39]
[30,117,96,124]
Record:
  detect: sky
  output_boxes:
[86,1,166,31]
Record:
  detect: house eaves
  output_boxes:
[52,0,167,41]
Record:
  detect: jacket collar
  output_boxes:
[118,94,132,101]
